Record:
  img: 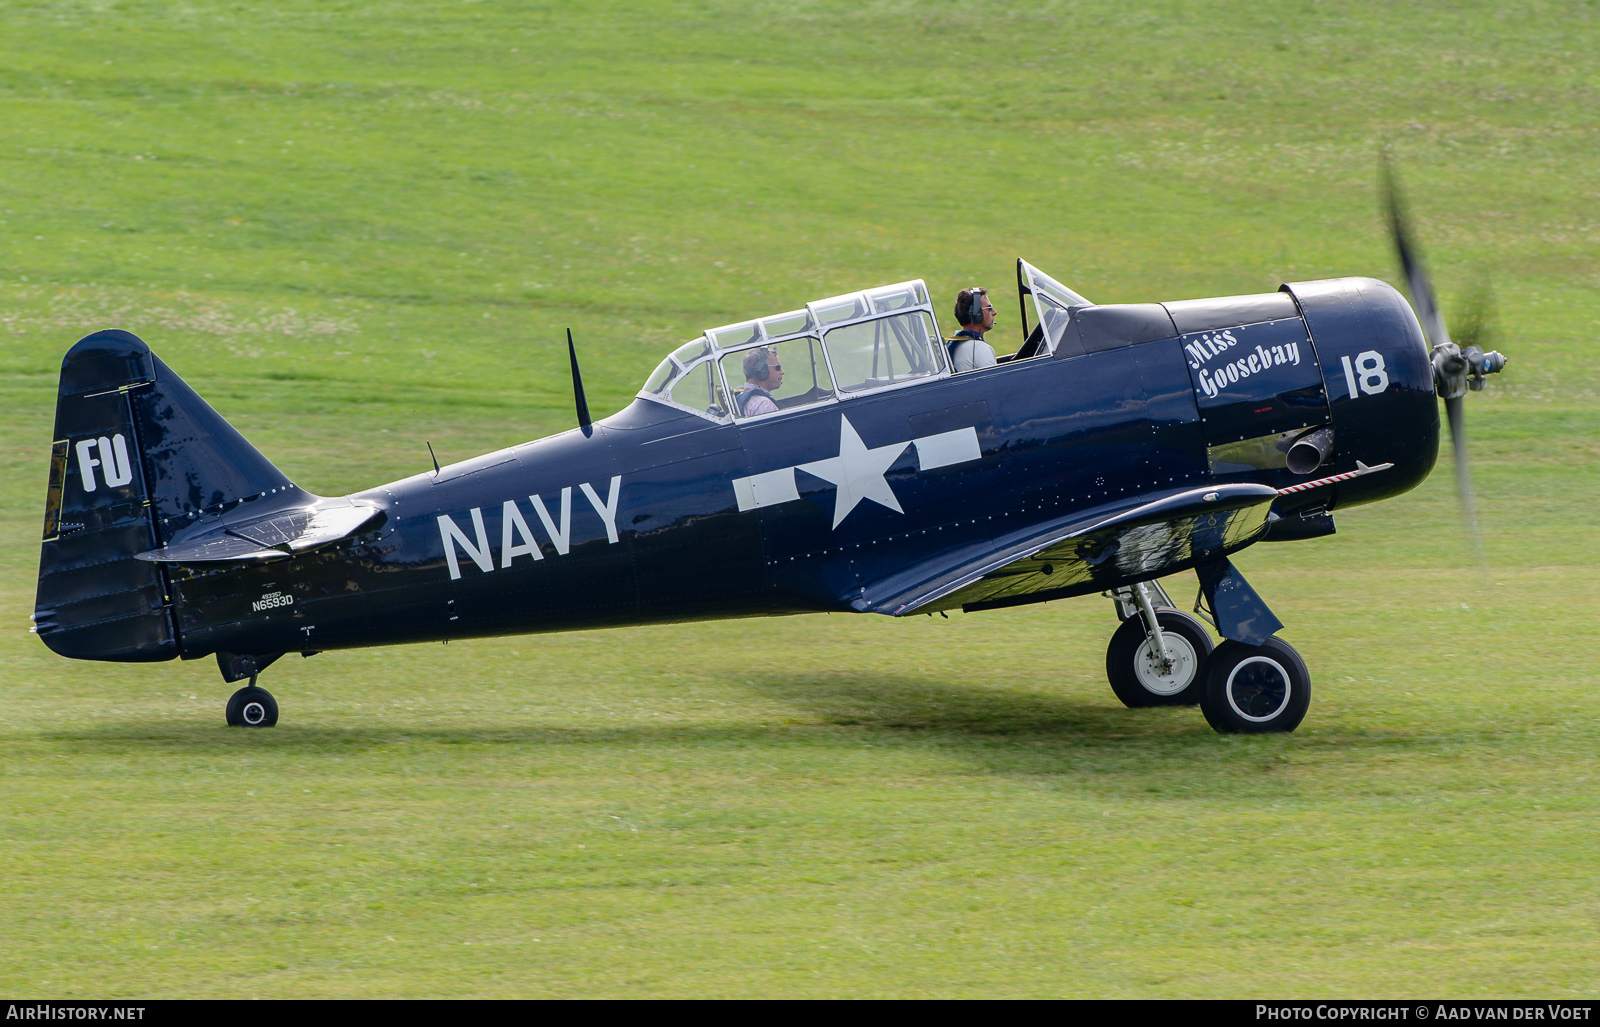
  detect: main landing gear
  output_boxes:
[1105,576,1310,734]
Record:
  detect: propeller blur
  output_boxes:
[1381,154,1507,563]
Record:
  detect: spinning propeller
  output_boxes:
[1380,156,1507,560]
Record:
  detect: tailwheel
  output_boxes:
[225,680,279,728]
[1105,609,1213,708]
[1199,637,1310,734]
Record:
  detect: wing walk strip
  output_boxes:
[732,426,981,513]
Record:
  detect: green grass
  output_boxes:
[2,0,1599,998]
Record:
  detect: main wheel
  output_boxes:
[225,686,279,728]
[1199,637,1310,734]
[1105,609,1214,708]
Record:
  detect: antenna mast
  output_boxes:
[567,328,592,436]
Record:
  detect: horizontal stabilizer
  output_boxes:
[135,499,383,563]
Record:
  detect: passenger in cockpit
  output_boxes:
[946,286,998,372]
[734,347,783,415]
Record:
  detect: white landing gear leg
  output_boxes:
[1103,581,1214,708]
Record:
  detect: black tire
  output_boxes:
[1199,637,1310,734]
[225,686,279,728]
[1105,608,1214,708]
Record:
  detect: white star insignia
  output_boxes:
[730,419,981,526]
[797,416,910,528]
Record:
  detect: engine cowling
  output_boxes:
[1280,276,1440,510]
[1145,277,1438,517]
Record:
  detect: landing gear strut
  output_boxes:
[1105,566,1312,734]
[1189,560,1310,733]
[225,675,279,728]
[1104,581,1213,707]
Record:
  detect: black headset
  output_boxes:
[965,288,987,326]
[743,347,773,384]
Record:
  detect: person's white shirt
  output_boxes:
[950,333,998,372]
[740,387,778,415]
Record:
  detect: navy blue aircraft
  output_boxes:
[31,184,1504,734]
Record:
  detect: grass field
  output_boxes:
[2,0,1598,998]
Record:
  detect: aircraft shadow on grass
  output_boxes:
[743,672,1187,739]
[41,679,1189,746]
[32,693,1341,802]
[37,673,1301,783]
[732,672,1328,781]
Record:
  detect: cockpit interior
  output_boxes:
[638,262,1092,423]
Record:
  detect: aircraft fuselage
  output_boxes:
[159,278,1437,665]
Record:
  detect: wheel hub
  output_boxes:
[1225,656,1291,721]
[1133,635,1198,696]
[242,701,267,726]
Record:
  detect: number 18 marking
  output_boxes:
[1341,351,1389,398]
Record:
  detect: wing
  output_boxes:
[855,483,1277,616]
[134,498,384,563]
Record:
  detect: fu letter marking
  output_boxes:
[76,434,133,493]
[438,475,622,580]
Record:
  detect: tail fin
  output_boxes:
[34,330,291,661]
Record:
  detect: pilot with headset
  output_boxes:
[947,286,998,372]
[734,347,783,415]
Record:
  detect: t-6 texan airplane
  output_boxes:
[32,177,1503,733]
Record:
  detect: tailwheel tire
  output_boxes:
[1105,609,1214,708]
[225,686,279,728]
[1199,637,1310,734]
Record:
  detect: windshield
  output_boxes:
[1018,259,1091,355]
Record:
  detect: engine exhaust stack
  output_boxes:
[1286,427,1335,475]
